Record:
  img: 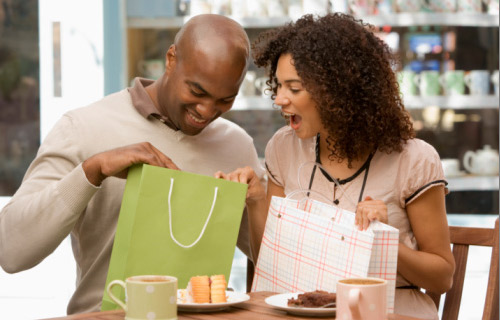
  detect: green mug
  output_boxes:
[439,70,465,96]
[107,275,178,320]
[415,71,441,96]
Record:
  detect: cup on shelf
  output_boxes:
[288,0,304,19]
[137,59,165,80]
[487,0,500,14]
[397,70,419,97]
[240,71,257,96]
[457,0,483,12]
[414,70,441,96]
[395,0,422,12]
[439,70,466,96]
[231,0,247,17]
[303,0,329,15]
[491,70,499,96]
[330,0,350,13]
[190,0,212,15]
[424,0,457,12]
[441,158,463,177]
[348,0,376,15]
[246,0,268,16]
[463,145,499,176]
[267,0,287,17]
[465,70,490,95]
[211,0,231,15]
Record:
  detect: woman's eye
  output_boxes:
[290,88,300,93]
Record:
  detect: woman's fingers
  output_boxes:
[355,197,388,230]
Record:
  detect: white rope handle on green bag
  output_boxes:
[168,178,218,248]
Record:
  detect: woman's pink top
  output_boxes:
[265,126,447,319]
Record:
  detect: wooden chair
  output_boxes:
[426,218,499,320]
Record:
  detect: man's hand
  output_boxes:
[214,166,265,205]
[355,196,388,230]
[82,142,180,186]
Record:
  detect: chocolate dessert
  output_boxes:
[287,290,336,308]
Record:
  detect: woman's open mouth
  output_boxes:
[281,111,302,130]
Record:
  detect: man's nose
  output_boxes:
[195,101,218,120]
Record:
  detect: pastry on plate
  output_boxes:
[185,274,227,303]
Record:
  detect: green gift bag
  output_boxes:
[101,164,248,311]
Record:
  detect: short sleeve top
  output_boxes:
[265,126,447,287]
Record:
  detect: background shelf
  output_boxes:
[231,95,500,110]
[127,13,500,29]
[446,175,499,191]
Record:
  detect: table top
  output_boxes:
[43,291,420,320]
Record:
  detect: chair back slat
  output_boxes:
[482,219,499,320]
[441,244,469,320]
[426,218,498,320]
[449,226,495,246]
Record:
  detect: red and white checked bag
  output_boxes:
[251,196,399,312]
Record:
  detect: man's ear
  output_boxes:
[165,45,176,73]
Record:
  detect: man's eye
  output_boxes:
[222,97,235,103]
[190,90,204,97]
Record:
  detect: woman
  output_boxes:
[216,13,454,319]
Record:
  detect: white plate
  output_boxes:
[264,292,336,317]
[177,289,250,312]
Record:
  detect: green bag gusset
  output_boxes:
[101,164,248,311]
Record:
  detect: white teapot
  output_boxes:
[463,145,499,176]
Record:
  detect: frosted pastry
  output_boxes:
[210,274,227,303]
[186,275,210,303]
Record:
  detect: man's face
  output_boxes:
[157,46,246,136]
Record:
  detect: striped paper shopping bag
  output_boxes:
[251,196,399,312]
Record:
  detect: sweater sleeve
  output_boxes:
[0,114,99,273]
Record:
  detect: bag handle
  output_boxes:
[168,178,218,248]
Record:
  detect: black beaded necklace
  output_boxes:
[307,134,373,205]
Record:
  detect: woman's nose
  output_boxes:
[274,89,290,106]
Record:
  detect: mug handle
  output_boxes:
[438,73,447,88]
[348,288,362,320]
[107,280,127,311]
[463,151,476,173]
[464,73,472,89]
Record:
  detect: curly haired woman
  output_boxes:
[216,13,454,319]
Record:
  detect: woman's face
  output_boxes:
[274,53,324,139]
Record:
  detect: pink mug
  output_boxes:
[336,277,387,320]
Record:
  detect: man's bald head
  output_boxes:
[173,14,250,68]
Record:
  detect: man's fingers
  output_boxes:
[214,171,227,179]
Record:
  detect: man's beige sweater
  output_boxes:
[0,89,264,314]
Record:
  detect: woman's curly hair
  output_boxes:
[252,13,415,164]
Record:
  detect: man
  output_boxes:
[0,14,264,314]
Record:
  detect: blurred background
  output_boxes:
[0,0,497,319]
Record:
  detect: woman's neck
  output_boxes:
[318,134,371,181]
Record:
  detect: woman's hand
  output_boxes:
[214,166,265,205]
[355,196,388,230]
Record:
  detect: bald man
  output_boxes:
[0,14,264,314]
